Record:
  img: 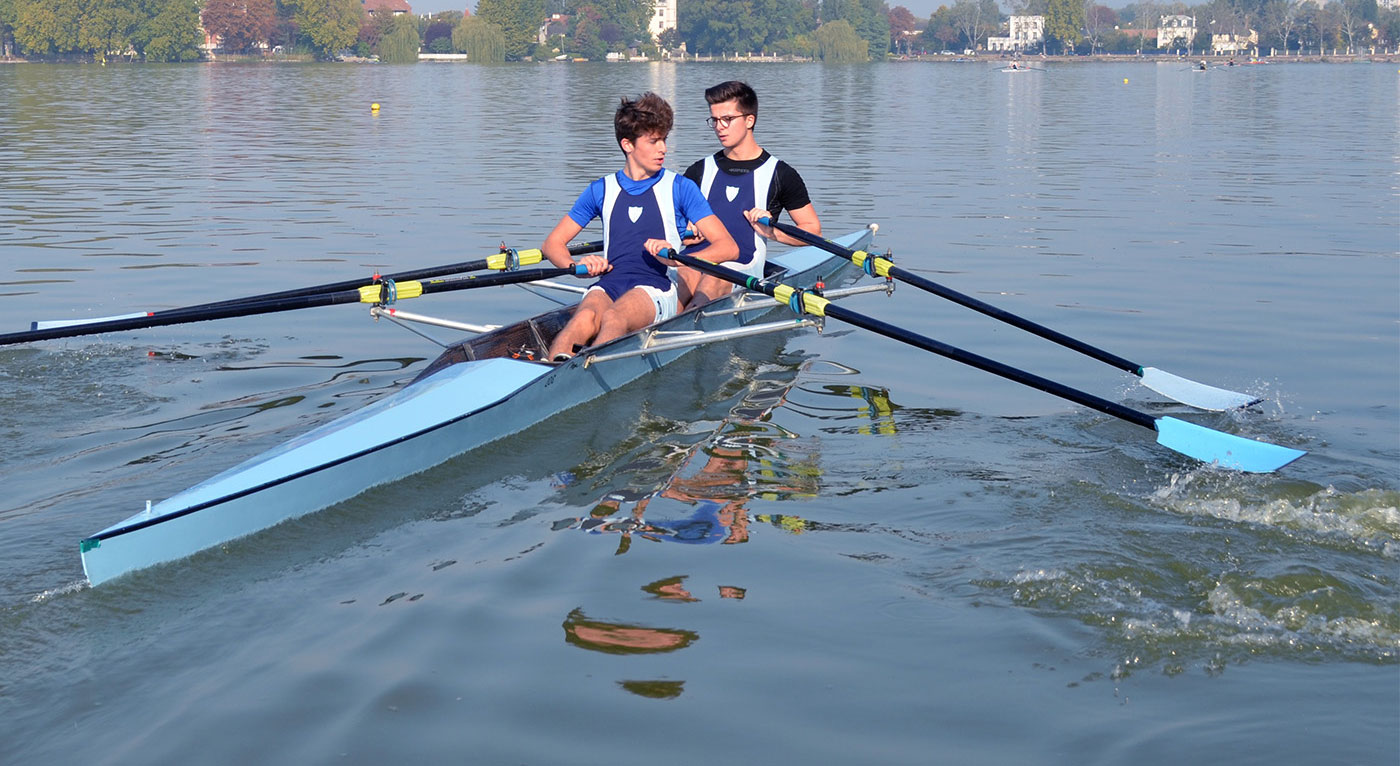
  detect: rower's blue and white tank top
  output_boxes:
[567,169,713,299]
[686,154,779,275]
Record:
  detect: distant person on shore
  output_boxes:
[677,81,821,307]
[541,93,737,361]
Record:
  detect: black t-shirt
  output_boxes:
[682,150,812,223]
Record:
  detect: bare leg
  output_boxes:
[594,288,661,346]
[691,274,735,306]
[548,290,612,359]
[675,265,702,309]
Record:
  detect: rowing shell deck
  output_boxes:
[79,227,878,585]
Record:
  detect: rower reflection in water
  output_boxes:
[553,382,820,553]
[554,373,895,552]
[562,607,699,655]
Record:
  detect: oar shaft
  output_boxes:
[886,265,1139,373]
[762,219,1142,375]
[821,303,1156,430]
[3,291,364,344]
[108,240,604,318]
[0,267,584,346]
[667,249,1155,432]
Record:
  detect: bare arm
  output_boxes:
[745,204,820,247]
[543,215,608,276]
[691,214,739,263]
[778,203,821,245]
[646,214,737,265]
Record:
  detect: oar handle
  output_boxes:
[758,218,1143,375]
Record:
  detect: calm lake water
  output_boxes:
[1,61,1396,764]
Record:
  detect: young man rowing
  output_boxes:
[542,93,738,361]
[678,81,822,307]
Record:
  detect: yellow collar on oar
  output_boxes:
[485,248,546,271]
[850,250,894,279]
[770,283,832,317]
[358,280,423,304]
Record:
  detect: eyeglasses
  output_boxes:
[705,114,749,129]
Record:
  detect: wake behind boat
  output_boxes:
[77,227,880,585]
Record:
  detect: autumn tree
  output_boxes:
[357,9,396,55]
[203,0,277,52]
[422,18,454,52]
[887,5,917,53]
[1082,1,1116,53]
[568,4,606,58]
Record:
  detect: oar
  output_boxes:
[758,218,1257,411]
[0,266,589,346]
[666,249,1304,473]
[27,240,603,332]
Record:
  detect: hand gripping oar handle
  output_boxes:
[664,248,1303,473]
[757,218,1258,412]
[0,265,589,346]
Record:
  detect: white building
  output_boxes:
[649,0,677,43]
[987,15,1044,53]
[1157,15,1198,49]
[1211,30,1257,55]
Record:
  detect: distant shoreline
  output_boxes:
[3,52,1395,65]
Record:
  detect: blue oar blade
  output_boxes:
[1139,367,1260,411]
[1154,416,1305,473]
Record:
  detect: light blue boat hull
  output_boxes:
[80,228,876,585]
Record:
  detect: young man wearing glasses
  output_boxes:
[542,92,738,362]
[678,80,822,307]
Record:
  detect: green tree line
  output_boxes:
[924,0,1397,56]
[3,0,1394,62]
[3,0,203,61]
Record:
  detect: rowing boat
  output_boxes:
[77,226,880,586]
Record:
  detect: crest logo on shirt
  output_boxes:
[725,186,740,202]
[628,206,643,223]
